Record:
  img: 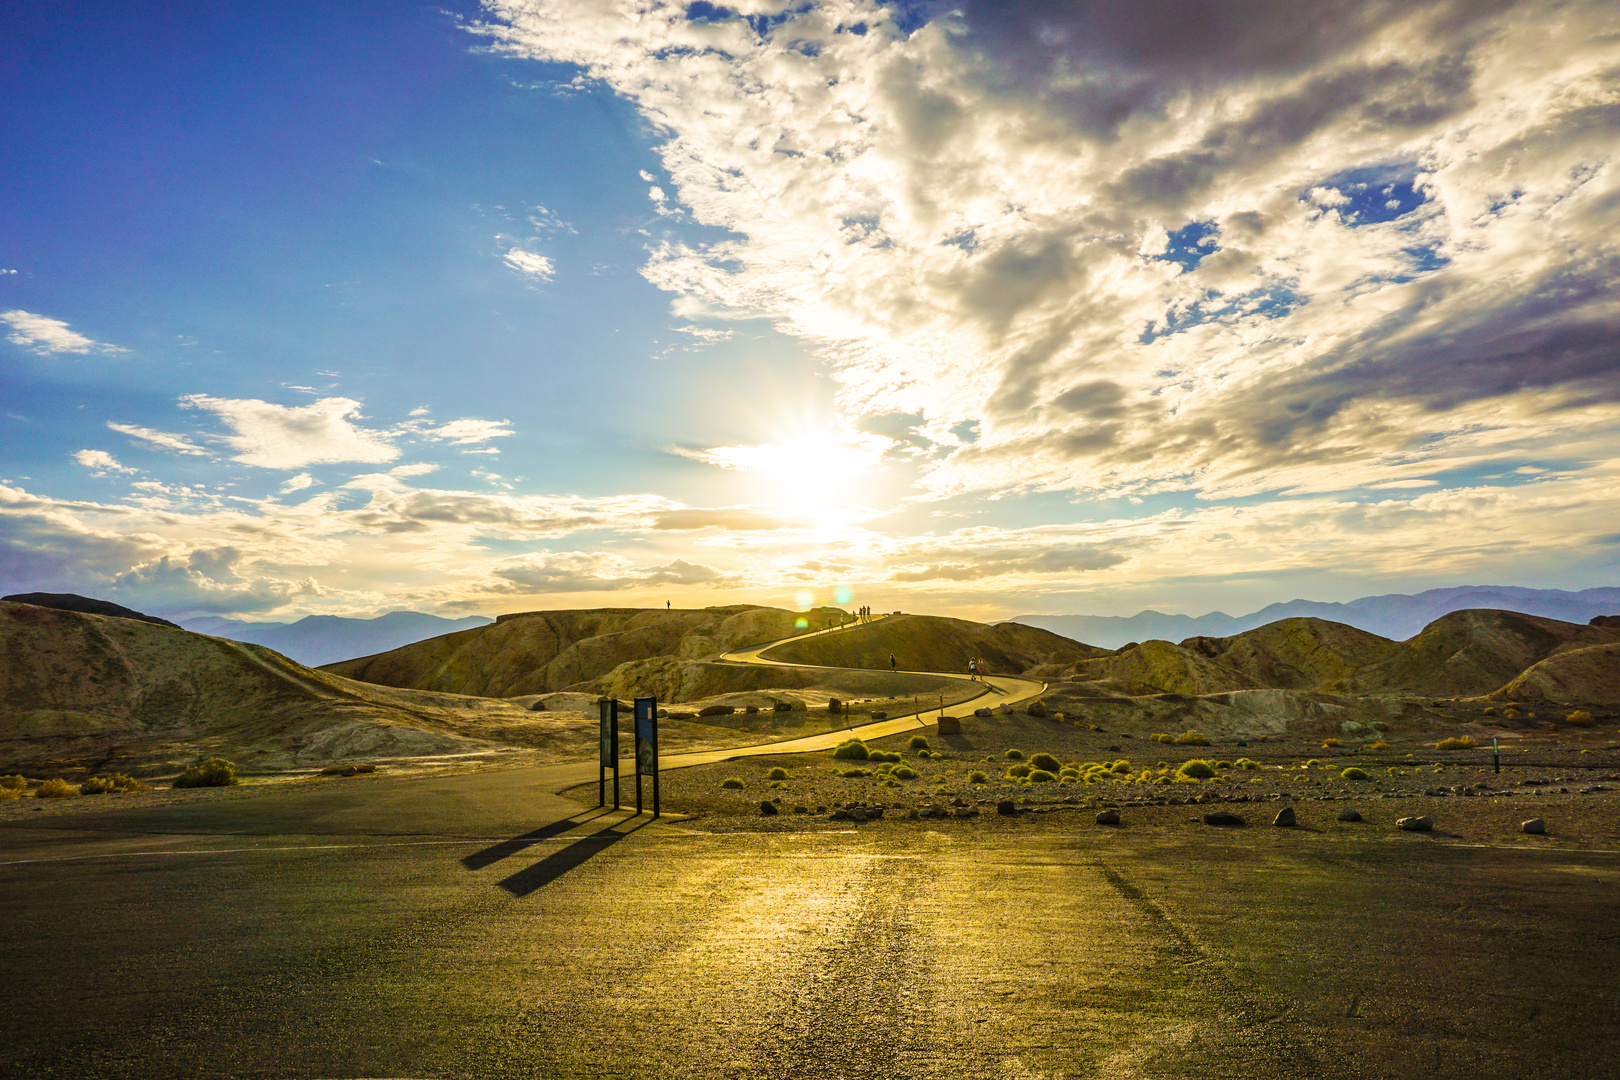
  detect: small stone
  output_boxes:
[850,808,868,822]
[1273,807,1296,827]
[1095,809,1121,825]
[830,808,849,820]
[1397,815,1433,832]
[906,808,919,820]
[975,707,993,718]
[951,797,968,807]
[1522,818,1546,835]
[867,807,884,819]
[997,799,1018,815]
[1338,807,1363,822]
[1203,811,1246,826]
[954,806,974,818]
[758,800,778,816]
[793,805,808,814]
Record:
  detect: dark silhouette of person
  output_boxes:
[889,653,896,671]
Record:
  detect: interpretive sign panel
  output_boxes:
[634,696,659,817]
[597,698,619,809]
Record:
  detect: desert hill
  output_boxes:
[758,614,1102,675]
[4,591,179,629]
[1346,609,1620,697]
[0,600,609,777]
[322,605,851,699]
[1491,643,1620,707]
[180,611,493,667]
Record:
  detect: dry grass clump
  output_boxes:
[1482,706,1497,715]
[1322,737,1340,747]
[1004,748,1025,760]
[1566,710,1595,727]
[173,757,239,788]
[1341,767,1369,780]
[720,777,744,790]
[891,766,919,781]
[1172,730,1210,746]
[967,771,988,784]
[832,738,870,760]
[1233,758,1259,769]
[908,735,930,749]
[867,750,903,763]
[1362,739,1389,751]
[80,773,149,795]
[1177,760,1215,780]
[1027,752,1062,773]
[766,767,788,780]
[319,763,377,777]
[1027,769,1057,783]
[1435,736,1477,750]
[35,778,78,799]
[1005,763,1033,779]
[0,774,28,799]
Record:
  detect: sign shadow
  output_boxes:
[460,807,615,872]
[496,816,653,897]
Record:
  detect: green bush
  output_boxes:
[721,777,744,790]
[832,738,870,760]
[1177,760,1216,780]
[891,766,919,780]
[1004,748,1025,760]
[766,767,789,780]
[769,780,787,790]
[1110,759,1132,774]
[1027,769,1057,783]
[35,778,78,799]
[1026,752,1061,773]
[1006,763,1032,778]
[908,735,930,749]
[1341,767,1369,781]
[838,767,873,778]
[173,757,239,789]
[868,750,903,764]
[1233,758,1259,770]
[1172,730,1210,746]
[1214,760,1233,770]
[967,770,988,784]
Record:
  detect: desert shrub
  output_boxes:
[841,767,874,778]
[1006,763,1032,779]
[0,774,26,790]
[1109,760,1132,774]
[1215,760,1233,770]
[173,757,239,789]
[1305,758,1322,769]
[766,767,788,780]
[1387,766,1404,775]
[1177,760,1216,780]
[1435,737,1476,751]
[1566,710,1595,727]
[770,780,787,790]
[908,735,930,749]
[721,777,744,790]
[832,738,871,760]
[1362,740,1388,751]
[1481,706,1497,716]
[1028,752,1062,773]
[320,763,377,777]
[1004,748,1025,760]
[1059,768,1081,781]
[1027,769,1057,783]
[1341,767,1369,780]
[891,766,918,780]
[1293,774,1312,783]
[0,786,22,801]
[35,778,78,799]
[1173,730,1210,746]
[80,775,116,794]
[1151,733,1172,744]
[967,771,988,784]
[867,750,903,764]
[1322,737,1341,748]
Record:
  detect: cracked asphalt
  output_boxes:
[2,766,1618,1079]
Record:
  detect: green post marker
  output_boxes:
[1493,737,1500,775]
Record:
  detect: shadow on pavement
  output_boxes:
[460,807,614,871]
[496,816,653,897]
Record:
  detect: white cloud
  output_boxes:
[280,473,315,493]
[180,395,399,470]
[675,324,735,343]
[431,418,514,444]
[502,247,555,279]
[3,310,121,354]
[107,422,211,456]
[480,0,1620,508]
[72,450,135,475]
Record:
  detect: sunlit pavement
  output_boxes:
[2,772,1617,1079]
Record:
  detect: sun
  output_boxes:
[696,434,882,508]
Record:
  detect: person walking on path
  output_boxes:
[889,653,897,672]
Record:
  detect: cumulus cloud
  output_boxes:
[180,395,399,469]
[502,247,555,279]
[72,450,135,475]
[490,551,725,592]
[430,418,515,444]
[481,0,1620,504]
[2,310,121,354]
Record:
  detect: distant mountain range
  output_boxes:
[181,611,493,667]
[1012,585,1620,649]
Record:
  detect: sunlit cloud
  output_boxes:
[2,309,122,354]
[180,394,399,470]
[502,247,555,279]
[71,449,135,476]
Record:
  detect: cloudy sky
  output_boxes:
[3,0,1617,623]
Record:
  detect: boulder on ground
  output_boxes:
[997,799,1017,815]
[1338,807,1363,822]
[758,800,778,816]
[1025,700,1048,718]
[975,707,993,718]
[1522,818,1546,835]
[1203,811,1246,826]
[1095,808,1121,825]
[1397,815,1433,832]
[1273,806,1296,827]
[827,697,842,714]
[699,704,736,717]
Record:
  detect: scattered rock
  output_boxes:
[1522,818,1546,835]
[1025,700,1048,718]
[997,799,1018,815]
[1273,807,1297,827]
[975,707,993,718]
[1095,809,1121,825]
[906,808,920,820]
[773,700,794,712]
[1338,808,1363,822]
[954,806,976,818]
[793,805,808,814]
[830,808,849,820]
[1397,815,1433,832]
[951,797,968,807]
[699,704,736,717]
[528,700,547,712]
[759,800,778,816]
[745,704,759,714]
[1203,811,1246,826]
[849,808,868,822]
[869,711,887,720]
[827,697,842,714]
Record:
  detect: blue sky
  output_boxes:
[2,0,1618,623]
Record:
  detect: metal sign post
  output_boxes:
[634,696,660,818]
[598,698,620,809]
[1493,737,1500,775]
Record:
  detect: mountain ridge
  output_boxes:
[180,611,494,667]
